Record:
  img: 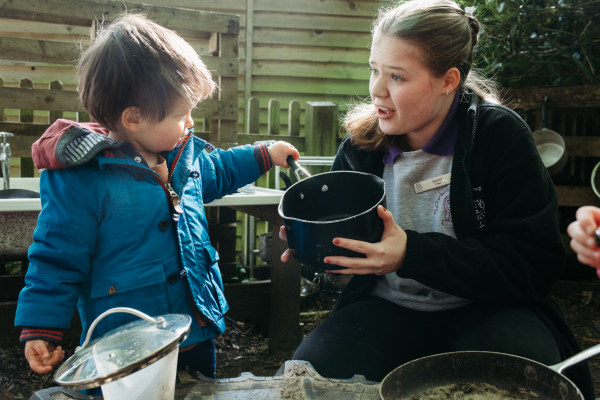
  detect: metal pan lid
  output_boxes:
[54,307,191,390]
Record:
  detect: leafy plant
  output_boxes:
[459,0,600,87]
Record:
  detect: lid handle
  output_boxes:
[76,307,166,353]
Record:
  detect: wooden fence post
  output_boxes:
[305,101,338,156]
[49,80,63,123]
[246,97,259,134]
[0,77,4,123]
[19,78,34,177]
[268,99,280,136]
[288,100,300,137]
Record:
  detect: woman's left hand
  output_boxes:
[323,205,407,275]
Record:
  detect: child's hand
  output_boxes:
[268,141,299,168]
[24,339,65,374]
[567,206,600,270]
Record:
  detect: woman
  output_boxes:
[282,0,594,397]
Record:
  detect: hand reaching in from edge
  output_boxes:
[567,206,600,270]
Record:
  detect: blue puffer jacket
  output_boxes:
[15,120,269,347]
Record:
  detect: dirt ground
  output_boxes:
[1,280,600,400]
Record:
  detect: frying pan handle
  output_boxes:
[286,155,310,181]
[551,343,600,374]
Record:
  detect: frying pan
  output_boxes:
[380,343,600,399]
[533,96,567,176]
[278,156,386,271]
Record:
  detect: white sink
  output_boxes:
[0,178,41,211]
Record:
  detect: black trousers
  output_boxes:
[292,295,562,382]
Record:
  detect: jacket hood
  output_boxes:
[32,119,120,170]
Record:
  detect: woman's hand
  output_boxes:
[279,225,295,263]
[24,339,65,374]
[567,206,600,269]
[323,205,406,275]
[268,141,300,168]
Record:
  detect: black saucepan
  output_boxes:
[278,156,386,271]
[380,343,600,400]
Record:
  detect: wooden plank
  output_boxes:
[252,60,370,80]
[245,97,260,134]
[288,100,301,136]
[163,0,385,17]
[237,93,353,113]
[504,86,600,110]
[0,88,236,119]
[244,0,254,102]
[0,17,91,40]
[0,0,240,34]
[305,102,338,156]
[214,33,238,145]
[150,0,246,13]
[556,186,600,207]
[0,86,82,111]
[252,45,369,63]
[0,56,237,85]
[253,27,371,49]
[49,81,64,123]
[0,63,77,86]
[254,12,372,32]
[254,0,385,17]
[564,136,600,157]
[0,37,81,65]
[251,76,368,96]
[267,99,280,135]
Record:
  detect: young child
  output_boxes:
[15,13,299,378]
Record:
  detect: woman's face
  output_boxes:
[369,34,451,150]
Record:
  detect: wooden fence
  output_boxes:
[0,0,386,139]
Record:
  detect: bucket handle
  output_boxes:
[76,307,166,353]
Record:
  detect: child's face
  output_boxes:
[135,102,195,156]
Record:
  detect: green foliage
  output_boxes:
[459,0,600,87]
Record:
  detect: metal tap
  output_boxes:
[0,132,14,190]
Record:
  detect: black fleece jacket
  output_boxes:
[331,91,594,399]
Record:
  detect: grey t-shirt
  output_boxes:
[371,149,471,311]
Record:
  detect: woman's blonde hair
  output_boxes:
[344,0,499,150]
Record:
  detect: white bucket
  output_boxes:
[97,347,179,400]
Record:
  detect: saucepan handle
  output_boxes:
[551,343,600,374]
[286,155,311,181]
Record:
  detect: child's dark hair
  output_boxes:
[77,13,216,130]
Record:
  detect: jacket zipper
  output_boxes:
[163,133,191,215]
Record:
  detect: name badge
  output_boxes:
[414,173,451,194]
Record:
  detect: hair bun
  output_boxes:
[466,12,480,47]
